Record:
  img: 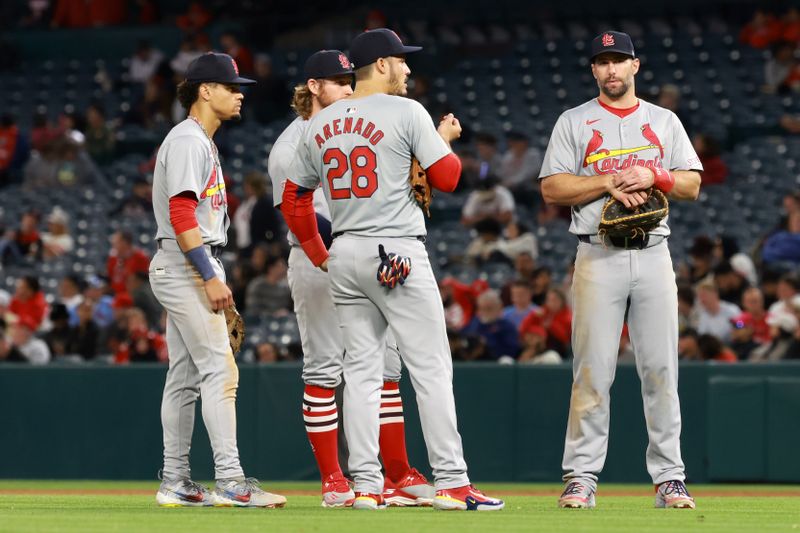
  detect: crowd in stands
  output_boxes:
[0,5,798,366]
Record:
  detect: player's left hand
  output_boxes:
[612,167,655,193]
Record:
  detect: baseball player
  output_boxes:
[268,50,433,508]
[539,31,702,509]
[150,52,285,508]
[280,28,504,511]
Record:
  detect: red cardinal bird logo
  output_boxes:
[640,123,664,159]
[583,129,604,167]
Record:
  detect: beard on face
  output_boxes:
[599,76,630,99]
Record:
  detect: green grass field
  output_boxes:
[0,481,798,533]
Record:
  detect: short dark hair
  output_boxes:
[22,275,40,293]
[177,80,202,111]
[511,279,532,290]
[780,273,800,291]
[117,230,134,245]
[677,284,695,305]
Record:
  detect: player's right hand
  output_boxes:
[437,113,462,143]
[204,277,234,312]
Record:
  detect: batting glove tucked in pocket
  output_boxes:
[377,244,412,289]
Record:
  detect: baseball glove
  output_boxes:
[377,244,412,289]
[223,306,245,355]
[409,157,432,217]
[598,188,669,241]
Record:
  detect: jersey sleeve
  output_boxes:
[267,140,295,207]
[668,112,703,172]
[406,100,451,169]
[539,113,576,179]
[161,136,208,198]
[287,136,321,190]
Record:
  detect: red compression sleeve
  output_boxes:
[651,167,676,193]
[426,153,462,193]
[169,192,199,234]
[280,180,329,266]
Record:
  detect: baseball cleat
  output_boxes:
[321,473,355,508]
[558,481,596,509]
[432,485,504,511]
[211,477,287,508]
[352,492,387,510]
[384,468,435,506]
[156,478,213,507]
[655,480,695,509]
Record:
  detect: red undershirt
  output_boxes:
[597,98,640,119]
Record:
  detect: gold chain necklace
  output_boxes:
[188,115,220,169]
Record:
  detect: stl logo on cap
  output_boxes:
[230,57,239,75]
[602,33,615,47]
[338,53,351,70]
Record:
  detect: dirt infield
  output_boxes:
[2,488,799,497]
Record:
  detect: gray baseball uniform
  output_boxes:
[289,94,470,494]
[268,117,402,388]
[539,98,703,490]
[150,118,243,482]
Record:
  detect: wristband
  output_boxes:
[652,167,675,193]
[185,246,216,281]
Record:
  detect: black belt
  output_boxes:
[331,232,426,243]
[157,239,224,258]
[578,234,650,250]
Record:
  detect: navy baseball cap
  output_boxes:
[349,28,422,69]
[185,52,256,85]
[590,31,636,61]
[304,50,354,79]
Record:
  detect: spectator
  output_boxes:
[518,323,561,364]
[464,218,507,265]
[697,334,738,363]
[9,316,50,364]
[462,290,520,361]
[57,274,84,325]
[503,280,539,329]
[684,235,715,286]
[83,103,115,165]
[30,112,61,152]
[531,266,552,306]
[750,310,800,361]
[740,9,783,49]
[461,132,503,191]
[44,303,72,358]
[175,1,211,33]
[694,282,741,343]
[440,277,487,331]
[107,230,150,296]
[126,271,161,329]
[0,210,41,265]
[68,299,100,360]
[9,276,48,332]
[248,54,290,124]
[0,114,30,186]
[496,221,538,262]
[0,320,26,363]
[677,284,696,335]
[764,41,799,94]
[768,273,800,324]
[114,307,167,363]
[735,287,772,343]
[500,251,537,305]
[782,8,800,42]
[219,31,254,75]
[84,274,114,328]
[234,171,282,254]
[169,35,203,77]
[498,130,542,202]
[762,211,800,265]
[540,288,572,354]
[244,256,292,316]
[714,260,749,305]
[256,342,280,363]
[692,134,728,186]
[51,0,89,28]
[109,177,153,217]
[128,40,164,84]
[658,84,692,134]
[461,175,515,227]
[231,243,270,307]
[130,77,173,130]
[678,328,701,360]
[40,206,74,259]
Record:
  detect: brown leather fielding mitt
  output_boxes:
[224,306,245,355]
[598,188,669,241]
[409,157,432,217]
